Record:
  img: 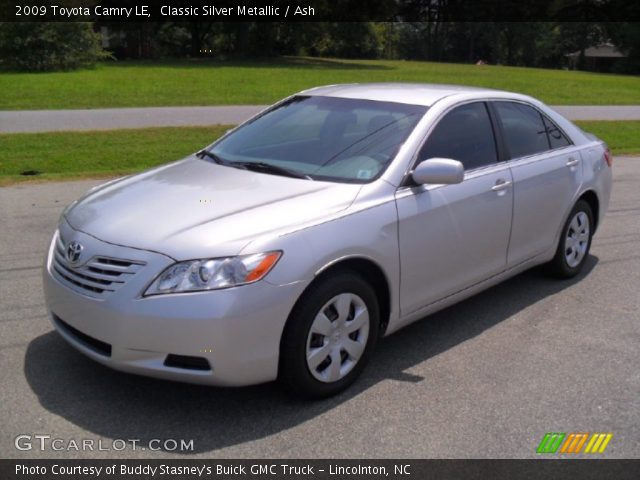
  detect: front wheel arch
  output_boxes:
[278,268,381,398]
[312,257,391,334]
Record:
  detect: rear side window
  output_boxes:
[494,102,549,159]
[419,102,498,170]
[543,115,572,149]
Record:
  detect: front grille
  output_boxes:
[53,314,112,357]
[52,234,145,298]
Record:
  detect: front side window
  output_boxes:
[209,96,426,183]
[494,101,550,159]
[418,102,498,171]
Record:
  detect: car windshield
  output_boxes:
[208,96,427,183]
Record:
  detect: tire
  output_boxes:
[279,270,380,399]
[546,199,594,278]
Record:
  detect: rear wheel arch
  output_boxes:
[554,189,600,248]
[578,190,600,233]
[546,198,594,278]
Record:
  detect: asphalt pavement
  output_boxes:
[1,105,640,133]
[0,158,638,459]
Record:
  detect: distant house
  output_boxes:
[566,43,627,72]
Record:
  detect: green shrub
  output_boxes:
[0,22,109,72]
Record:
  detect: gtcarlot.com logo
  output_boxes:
[537,432,613,454]
[14,434,194,452]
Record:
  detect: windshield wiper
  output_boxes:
[196,149,226,165]
[231,161,313,180]
[197,151,312,180]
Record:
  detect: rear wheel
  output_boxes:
[546,200,594,278]
[279,271,379,398]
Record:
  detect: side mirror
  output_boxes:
[411,158,464,185]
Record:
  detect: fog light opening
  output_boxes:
[163,354,211,371]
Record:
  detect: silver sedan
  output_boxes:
[43,84,612,397]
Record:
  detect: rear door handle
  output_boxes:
[491,179,512,191]
[566,157,580,167]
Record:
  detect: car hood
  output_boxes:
[65,157,361,259]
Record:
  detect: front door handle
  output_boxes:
[566,157,580,167]
[491,179,512,192]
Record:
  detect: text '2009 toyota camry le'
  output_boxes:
[44,84,612,398]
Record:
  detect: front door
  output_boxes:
[396,102,513,316]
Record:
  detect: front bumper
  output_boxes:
[43,221,307,386]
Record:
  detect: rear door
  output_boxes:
[491,101,583,265]
[395,101,514,315]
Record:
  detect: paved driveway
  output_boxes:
[1,105,639,133]
[0,158,638,458]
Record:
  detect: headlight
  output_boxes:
[144,251,282,296]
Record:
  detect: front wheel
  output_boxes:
[279,271,380,398]
[546,200,594,278]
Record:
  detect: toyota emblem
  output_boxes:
[66,241,83,264]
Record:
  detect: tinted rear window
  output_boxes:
[494,102,550,159]
[543,115,572,149]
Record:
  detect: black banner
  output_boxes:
[3,459,640,480]
[1,0,640,22]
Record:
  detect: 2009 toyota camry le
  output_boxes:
[44,83,612,398]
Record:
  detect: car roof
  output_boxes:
[299,83,511,107]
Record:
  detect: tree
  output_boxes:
[603,22,640,73]
[0,22,109,71]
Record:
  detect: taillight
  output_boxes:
[604,147,613,167]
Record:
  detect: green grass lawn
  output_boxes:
[0,126,229,185]
[2,57,640,110]
[576,121,640,155]
[0,121,636,186]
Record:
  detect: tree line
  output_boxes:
[1,21,638,73]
